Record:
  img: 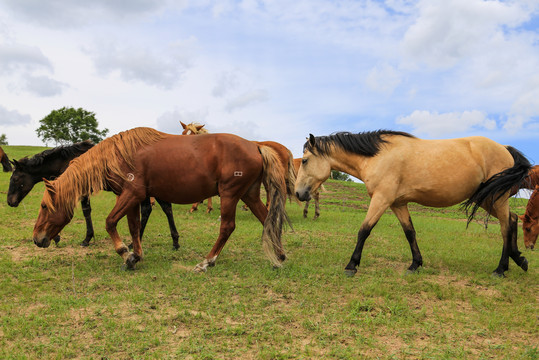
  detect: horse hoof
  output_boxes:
[80,240,90,247]
[125,253,140,270]
[521,258,528,272]
[492,271,506,278]
[344,268,357,277]
[193,265,207,273]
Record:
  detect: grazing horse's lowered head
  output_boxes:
[33,179,75,248]
[518,185,539,250]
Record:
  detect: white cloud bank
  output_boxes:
[397,110,496,137]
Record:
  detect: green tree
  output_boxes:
[0,134,7,145]
[36,107,109,145]
[331,170,352,181]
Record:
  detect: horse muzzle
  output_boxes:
[7,195,20,207]
[295,187,312,202]
[33,234,51,248]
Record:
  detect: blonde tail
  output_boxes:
[258,145,288,267]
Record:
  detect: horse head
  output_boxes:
[33,179,73,248]
[519,185,539,250]
[7,159,36,207]
[295,134,331,202]
[180,121,207,135]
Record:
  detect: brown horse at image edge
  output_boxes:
[518,185,539,250]
[295,131,531,277]
[33,127,291,272]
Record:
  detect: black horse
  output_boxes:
[7,141,179,248]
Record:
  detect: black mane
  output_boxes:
[16,140,94,170]
[304,130,415,157]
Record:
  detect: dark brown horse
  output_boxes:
[0,146,12,172]
[33,127,291,271]
[7,142,179,248]
[295,131,531,277]
[518,185,539,250]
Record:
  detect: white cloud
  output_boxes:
[23,75,66,97]
[0,105,32,126]
[397,110,496,137]
[365,63,401,95]
[89,40,194,89]
[402,0,529,69]
[0,43,52,74]
[0,0,180,29]
[225,89,269,112]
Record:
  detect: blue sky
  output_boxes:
[0,0,538,163]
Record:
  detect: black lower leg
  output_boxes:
[81,196,94,247]
[507,212,528,271]
[158,200,180,250]
[344,226,373,276]
[404,221,423,272]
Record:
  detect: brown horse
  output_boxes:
[0,146,12,172]
[33,127,291,272]
[511,165,539,195]
[518,185,539,250]
[293,158,320,219]
[180,122,297,209]
[295,131,531,277]
[180,121,213,213]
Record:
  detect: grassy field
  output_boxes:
[0,145,537,359]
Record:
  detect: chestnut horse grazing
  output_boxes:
[295,131,531,277]
[518,185,539,250]
[0,146,12,172]
[33,127,290,271]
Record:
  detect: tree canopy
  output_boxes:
[0,134,7,145]
[36,107,109,145]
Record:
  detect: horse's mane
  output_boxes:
[16,141,94,171]
[43,127,166,214]
[304,130,415,157]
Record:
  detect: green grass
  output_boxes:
[0,145,537,359]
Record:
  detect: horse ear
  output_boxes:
[10,159,18,167]
[535,184,539,191]
[43,179,55,194]
[180,121,187,129]
[196,124,205,131]
[309,134,316,147]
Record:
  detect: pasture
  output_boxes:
[0,145,537,359]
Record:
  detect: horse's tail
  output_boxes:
[258,145,289,268]
[284,148,299,202]
[463,145,532,225]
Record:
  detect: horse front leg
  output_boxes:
[345,194,390,276]
[313,190,320,219]
[193,196,238,272]
[80,196,94,247]
[106,195,143,270]
[206,197,213,214]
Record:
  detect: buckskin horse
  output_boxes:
[295,131,531,277]
[0,146,12,172]
[33,127,290,272]
[518,185,539,250]
[8,141,179,248]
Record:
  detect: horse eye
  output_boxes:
[41,204,47,210]
[302,158,307,165]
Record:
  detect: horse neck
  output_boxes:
[328,148,367,181]
[526,190,539,217]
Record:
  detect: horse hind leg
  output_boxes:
[193,196,238,272]
[313,190,320,219]
[391,205,422,273]
[490,202,528,277]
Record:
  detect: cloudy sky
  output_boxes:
[0,0,538,162]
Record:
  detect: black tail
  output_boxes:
[463,146,532,225]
